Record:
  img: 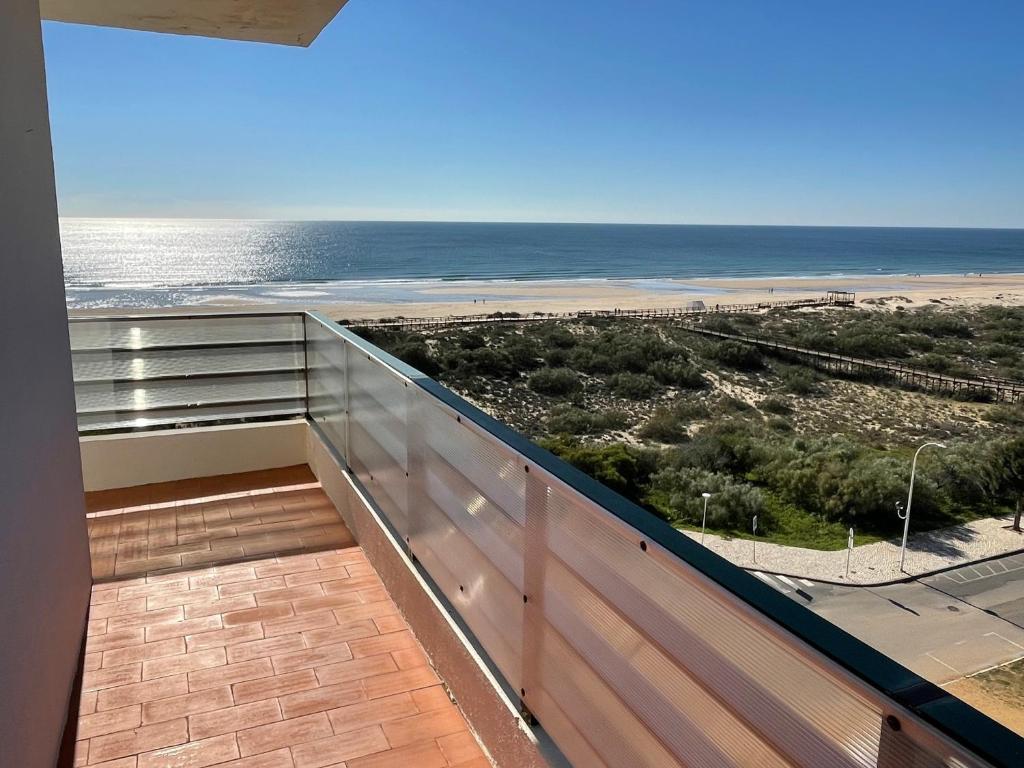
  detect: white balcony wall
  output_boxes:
[0,1,93,765]
[80,420,309,491]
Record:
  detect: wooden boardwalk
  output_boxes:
[342,290,1023,404]
[680,323,1024,404]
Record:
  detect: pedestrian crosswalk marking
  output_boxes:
[776,575,796,588]
[752,571,792,594]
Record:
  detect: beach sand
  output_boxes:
[68,273,1024,319]
[313,273,1024,321]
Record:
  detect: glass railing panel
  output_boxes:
[302,311,1018,768]
[409,388,526,687]
[347,349,410,537]
[303,314,527,691]
[72,344,304,382]
[525,468,885,767]
[74,371,305,413]
[70,313,307,434]
[76,399,308,433]
[305,317,348,468]
[69,313,303,351]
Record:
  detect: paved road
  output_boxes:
[751,554,1024,685]
[920,553,1024,630]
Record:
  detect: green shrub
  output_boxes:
[648,467,765,529]
[456,331,487,350]
[672,399,712,421]
[903,311,972,338]
[545,348,569,367]
[700,315,738,334]
[540,438,658,503]
[568,346,614,374]
[915,353,958,373]
[987,405,1024,426]
[905,334,936,352]
[504,335,542,371]
[389,340,442,377]
[781,369,819,395]
[649,359,706,389]
[638,408,688,442]
[981,343,1020,365]
[707,341,764,371]
[717,396,753,413]
[528,367,582,396]
[538,324,577,349]
[443,346,517,380]
[833,328,909,359]
[760,397,792,415]
[951,388,994,403]
[609,372,659,399]
[665,424,751,475]
[546,406,627,435]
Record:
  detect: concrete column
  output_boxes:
[0,2,93,765]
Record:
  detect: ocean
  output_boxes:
[60,219,1024,309]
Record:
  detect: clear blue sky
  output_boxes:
[42,1,1024,226]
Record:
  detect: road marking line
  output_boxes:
[798,578,815,587]
[776,575,796,587]
[969,653,1024,678]
[925,652,960,673]
[986,632,1024,650]
[751,572,789,593]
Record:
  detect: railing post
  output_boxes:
[301,313,310,417]
[520,462,547,727]
[402,383,422,558]
[342,339,351,469]
[877,714,931,768]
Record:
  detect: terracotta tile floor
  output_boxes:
[86,466,355,582]
[78,467,489,768]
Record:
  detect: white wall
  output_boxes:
[80,420,309,491]
[0,2,93,764]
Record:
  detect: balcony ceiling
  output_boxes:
[39,0,350,46]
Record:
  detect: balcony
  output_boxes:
[64,310,1024,767]
[79,467,484,767]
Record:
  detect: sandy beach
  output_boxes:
[313,273,1024,322]
[67,273,1024,319]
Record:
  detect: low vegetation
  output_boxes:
[355,305,1024,549]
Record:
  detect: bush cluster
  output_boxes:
[707,341,765,371]
[546,406,627,436]
[528,367,582,396]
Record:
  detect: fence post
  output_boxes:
[521,462,548,725]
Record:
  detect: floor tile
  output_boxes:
[79,469,485,768]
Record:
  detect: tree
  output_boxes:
[990,438,1024,531]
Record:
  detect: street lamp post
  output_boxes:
[898,442,946,573]
[700,492,712,544]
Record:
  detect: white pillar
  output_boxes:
[0,2,92,765]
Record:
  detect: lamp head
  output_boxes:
[702,492,712,499]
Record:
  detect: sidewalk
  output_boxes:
[686,514,1024,585]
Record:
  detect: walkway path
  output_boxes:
[686,513,1024,585]
[679,323,1024,404]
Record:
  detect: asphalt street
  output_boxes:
[751,552,1024,685]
